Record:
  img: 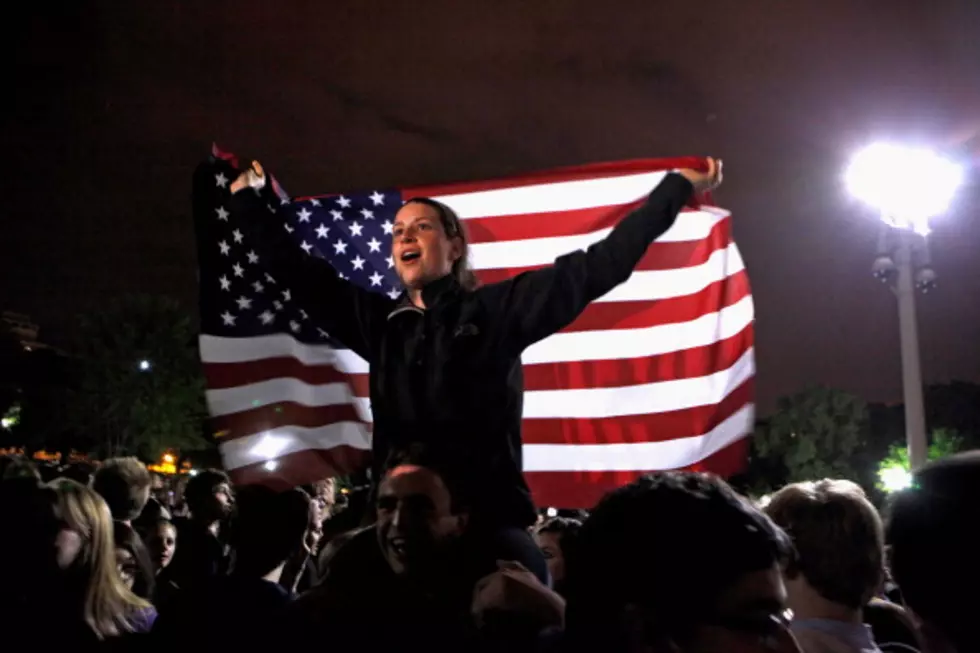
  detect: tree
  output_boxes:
[66,295,210,460]
[749,386,871,494]
[876,427,966,491]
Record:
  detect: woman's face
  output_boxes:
[146,523,177,571]
[54,527,84,570]
[533,531,566,584]
[391,203,461,291]
[114,547,136,590]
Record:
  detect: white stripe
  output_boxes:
[522,403,754,472]
[203,345,752,423]
[199,291,753,376]
[523,294,754,364]
[431,171,668,219]
[468,208,730,269]
[523,348,754,419]
[221,422,371,470]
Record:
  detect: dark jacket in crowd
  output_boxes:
[211,161,694,527]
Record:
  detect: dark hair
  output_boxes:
[229,485,310,577]
[381,443,471,514]
[112,521,155,599]
[402,197,479,290]
[564,472,792,645]
[183,469,230,515]
[887,451,980,652]
[536,517,582,554]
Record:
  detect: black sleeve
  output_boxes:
[494,172,694,350]
[230,179,396,361]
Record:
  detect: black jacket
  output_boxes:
[232,170,694,527]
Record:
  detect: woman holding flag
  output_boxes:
[227,156,722,583]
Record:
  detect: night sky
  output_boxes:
[3,1,979,412]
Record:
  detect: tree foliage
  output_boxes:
[877,427,965,478]
[750,386,870,494]
[65,295,209,460]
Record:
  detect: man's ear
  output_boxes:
[450,235,464,263]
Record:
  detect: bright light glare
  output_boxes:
[546,507,558,518]
[879,464,913,493]
[845,143,964,235]
[264,460,279,472]
[188,469,198,476]
[249,433,291,460]
[162,453,175,464]
[1,417,13,429]
[139,360,152,371]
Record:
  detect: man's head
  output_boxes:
[183,469,234,524]
[92,457,152,523]
[230,485,310,578]
[887,451,980,653]
[764,479,883,612]
[534,517,582,589]
[565,472,797,653]
[375,445,469,578]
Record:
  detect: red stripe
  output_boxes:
[522,378,753,445]
[211,402,364,441]
[403,157,708,199]
[227,446,371,491]
[475,219,732,284]
[523,326,753,392]
[525,436,749,509]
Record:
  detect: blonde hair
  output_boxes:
[764,479,884,608]
[48,478,150,639]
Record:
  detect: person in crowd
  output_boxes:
[887,451,980,653]
[533,517,582,596]
[132,493,172,536]
[764,479,898,652]
[220,156,722,583]
[561,471,801,653]
[92,456,152,526]
[153,485,310,647]
[160,468,234,589]
[47,478,156,638]
[288,445,482,650]
[143,518,179,608]
[113,520,155,600]
[60,461,96,486]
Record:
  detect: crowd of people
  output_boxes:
[1,449,976,652]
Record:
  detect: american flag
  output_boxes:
[194,146,754,508]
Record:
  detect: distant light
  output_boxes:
[264,460,278,472]
[1,417,13,429]
[139,360,152,371]
[188,469,198,476]
[249,433,291,460]
[162,453,175,464]
[845,143,964,235]
[546,507,558,518]
[879,465,913,493]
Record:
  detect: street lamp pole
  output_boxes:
[893,229,928,470]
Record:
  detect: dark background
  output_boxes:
[3,1,979,412]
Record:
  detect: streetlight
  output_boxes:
[138,359,152,372]
[845,143,965,470]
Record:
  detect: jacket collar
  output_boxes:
[388,274,460,319]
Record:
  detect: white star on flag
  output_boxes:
[299,309,309,320]
[297,208,312,222]
[290,321,301,333]
[333,240,347,255]
[315,224,329,239]
[282,289,292,301]
[215,172,228,188]
[300,241,313,254]
[360,208,374,220]
[386,256,394,269]
[369,272,384,287]
[216,206,229,221]
[259,311,274,325]
[221,311,236,326]
[219,241,231,255]
[317,328,330,339]
[349,222,363,237]
[247,251,259,264]
[387,288,401,299]
[351,255,365,270]
[236,296,252,310]
[309,199,321,207]
[336,195,352,208]
[369,191,385,206]
[382,220,394,235]
[284,223,295,233]
[219,276,231,290]
[330,210,343,221]
[252,281,265,293]
[273,300,283,310]
[367,238,382,253]
[232,263,244,277]
[232,229,243,243]
[265,273,276,284]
